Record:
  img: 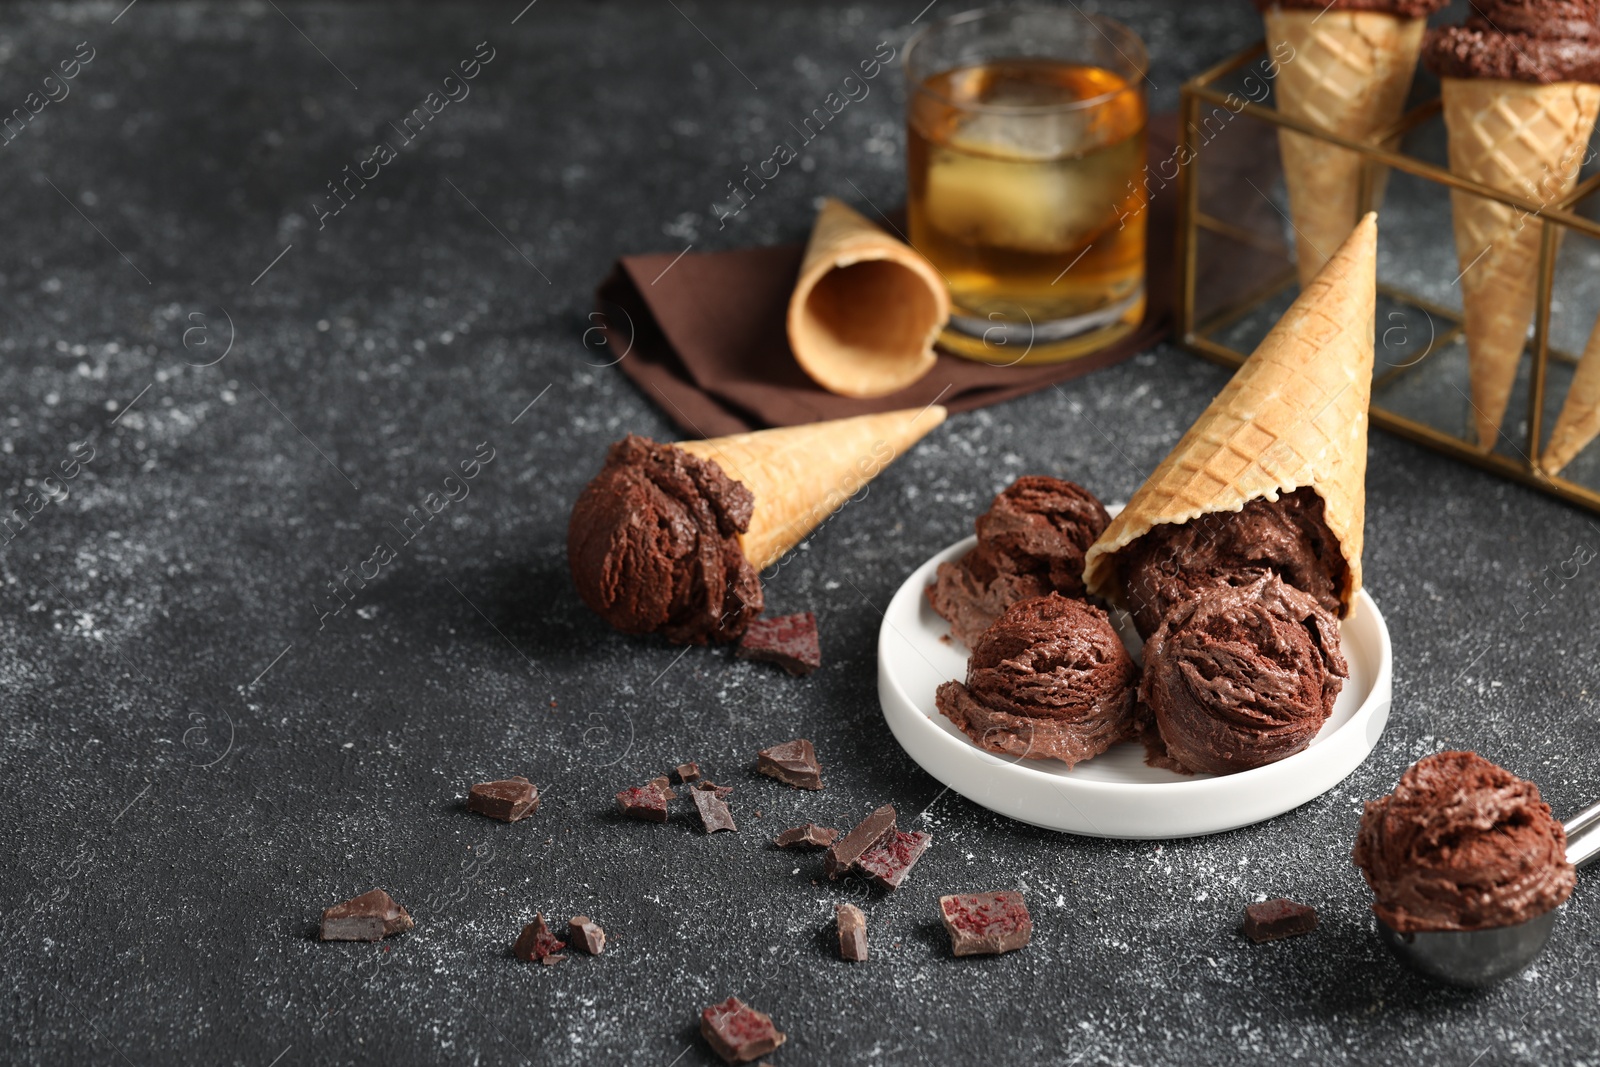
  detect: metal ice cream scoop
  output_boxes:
[1378,799,1600,987]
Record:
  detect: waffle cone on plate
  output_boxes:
[1084,213,1376,614]
[1541,315,1600,475]
[1264,9,1425,288]
[679,405,948,570]
[1440,77,1600,450]
[786,198,949,399]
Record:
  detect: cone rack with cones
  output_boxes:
[1174,40,1600,518]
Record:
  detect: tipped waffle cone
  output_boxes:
[1084,214,1376,614]
[786,198,949,399]
[677,405,947,570]
[1265,9,1424,288]
[1541,313,1600,475]
[1441,77,1600,450]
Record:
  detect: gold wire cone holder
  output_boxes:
[1178,41,1600,515]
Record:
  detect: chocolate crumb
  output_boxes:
[700,996,785,1063]
[940,891,1031,956]
[568,915,606,955]
[319,889,414,942]
[675,761,702,783]
[756,738,824,790]
[1243,898,1319,943]
[466,776,540,822]
[857,830,931,890]
[693,787,737,833]
[616,782,670,822]
[736,611,821,676]
[836,903,868,962]
[825,804,897,879]
[693,780,733,798]
[648,775,678,800]
[540,954,567,966]
[773,823,838,849]
[513,913,566,963]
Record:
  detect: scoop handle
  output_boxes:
[1564,800,1600,869]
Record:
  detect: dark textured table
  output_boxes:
[4,2,1600,1064]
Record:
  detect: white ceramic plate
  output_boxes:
[878,533,1393,839]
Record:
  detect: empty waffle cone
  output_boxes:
[786,198,949,399]
[1441,77,1600,450]
[1541,314,1600,475]
[678,405,948,570]
[1264,8,1424,288]
[1084,213,1376,614]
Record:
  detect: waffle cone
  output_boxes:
[1440,77,1600,449]
[677,406,948,570]
[786,198,949,399]
[1084,214,1376,613]
[1541,314,1600,475]
[1264,9,1423,288]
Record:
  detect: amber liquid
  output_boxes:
[908,59,1146,329]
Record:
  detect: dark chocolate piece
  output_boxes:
[756,738,824,790]
[467,776,540,822]
[700,996,786,1064]
[692,787,738,833]
[616,783,669,822]
[648,775,678,800]
[836,903,867,962]
[773,823,838,849]
[675,761,702,783]
[824,804,897,879]
[857,830,931,890]
[319,888,414,942]
[736,611,821,676]
[1243,898,1319,943]
[939,891,1032,957]
[693,779,733,798]
[513,913,567,963]
[568,915,606,955]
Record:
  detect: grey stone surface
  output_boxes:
[2,1,1599,1065]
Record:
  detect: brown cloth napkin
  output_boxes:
[599,114,1181,437]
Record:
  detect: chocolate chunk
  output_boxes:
[616,783,669,822]
[319,888,414,942]
[857,830,931,890]
[675,761,702,783]
[939,891,1032,957]
[836,903,868,962]
[824,804,897,879]
[513,913,567,963]
[568,915,606,955]
[648,775,679,800]
[773,823,838,849]
[540,953,567,965]
[736,611,821,676]
[756,738,824,790]
[692,786,738,833]
[467,776,540,822]
[700,996,786,1064]
[693,779,733,798]
[1243,898,1319,943]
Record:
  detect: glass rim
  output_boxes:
[905,5,1149,115]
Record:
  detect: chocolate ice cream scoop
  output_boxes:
[1140,571,1346,775]
[1119,487,1344,639]
[927,476,1110,647]
[1424,1,1600,84]
[568,435,762,645]
[935,593,1139,767]
[1250,0,1449,13]
[1354,751,1576,934]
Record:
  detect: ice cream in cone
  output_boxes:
[1256,0,1445,288]
[1423,4,1600,449]
[1541,313,1600,474]
[568,406,948,643]
[787,198,949,399]
[1084,212,1377,619]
